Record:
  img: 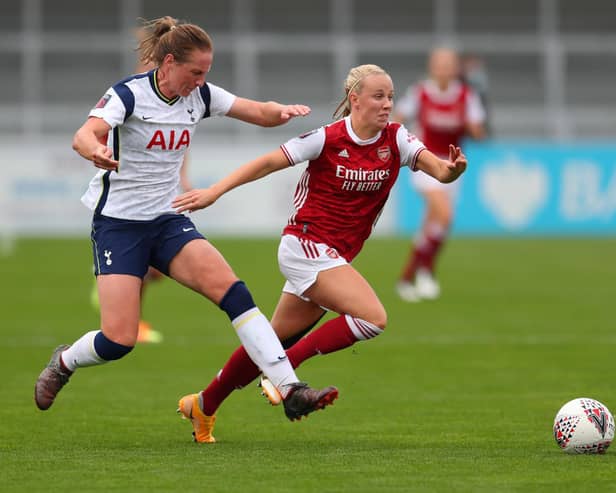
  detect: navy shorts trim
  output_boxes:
[91,214,205,278]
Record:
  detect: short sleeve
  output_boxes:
[396,125,426,171]
[207,83,236,117]
[280,127,326,165]
[89,87,127,128]
[394,85,419,121]
[465,89,486,124]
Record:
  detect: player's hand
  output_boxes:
[279,104,311,121]
[92,146,119,171]
[173,188,219,213]
[446,144,467,180]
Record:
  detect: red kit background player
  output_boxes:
[394,47,486,302]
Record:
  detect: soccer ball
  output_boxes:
[553,397,615,454]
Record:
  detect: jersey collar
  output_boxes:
[425,79,463,101]
[344,116,382,145]
[149,69,180,105]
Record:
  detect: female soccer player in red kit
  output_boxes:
[394,47,486,302]
[173,63,468,442]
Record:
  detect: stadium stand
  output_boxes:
[1,0,615,139]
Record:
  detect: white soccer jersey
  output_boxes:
[81,70,235,220]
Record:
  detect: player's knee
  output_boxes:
[362,303,387,330]
[442,212,453,228]
[94,331,134,361]
[369,309,387,331]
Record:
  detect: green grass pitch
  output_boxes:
[1,236,615,492]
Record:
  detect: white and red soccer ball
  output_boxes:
[553,398,614,454]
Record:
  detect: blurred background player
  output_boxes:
[89,27,193,344]
[172,63,468,442]
[393,47,486,302]
[461,52,491,134]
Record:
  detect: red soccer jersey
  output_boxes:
[417,81,471,156]
[281,118,425,262]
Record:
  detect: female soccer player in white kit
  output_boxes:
[34,16,338,434]
[171,64,468,442]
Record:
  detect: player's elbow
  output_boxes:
[71,132,83,154]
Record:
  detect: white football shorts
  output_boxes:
[411,169,462,198]
[278,234,348,300]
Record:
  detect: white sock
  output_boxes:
[344,315,384,341]
[232,307,299,395]
[61,330,105,372]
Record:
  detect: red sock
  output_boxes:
[421,233,445,272]
[401,245,424,281]
[286,315,358,368]
[201,346,260,416]
[401,230,446,280]
[201,316,360,415]
[401,230,431,281]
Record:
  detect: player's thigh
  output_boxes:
[97,274,142,346]
[270,292,326,340]
[423,189,453,224]
[304,265,386,328]
[168,239,238,304]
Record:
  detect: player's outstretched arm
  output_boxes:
[415,144,467,184]
[227,97,311,127]
[173,149,291,213]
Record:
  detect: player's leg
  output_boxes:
[35,215,147,411]
[184,228,390,435]
[179,262,383,437]
[398,173,455,301]
[166,235,337,436]
[284,263,386,368]
[185,296,326,441]
[257,265,387,415]
[258,237,385,417]
[90,265,163,344]
[168,237,307,391]
[412,189,451,299]
[198,296,325,413]
[35,275,141,410]
[274,234,386,367]
[281,311,326,349]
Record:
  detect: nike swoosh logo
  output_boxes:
[182,227,194,232]
[142,116,153,120]
[277,355,287,361]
